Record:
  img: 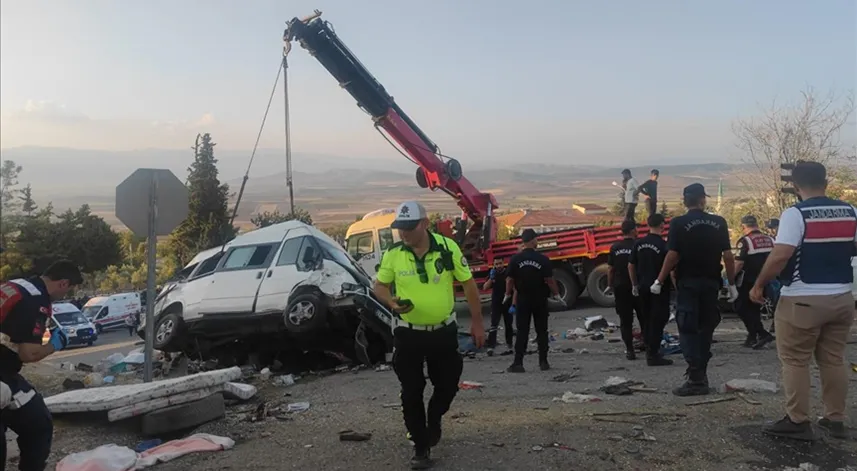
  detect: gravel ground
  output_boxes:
[9,304,857,471]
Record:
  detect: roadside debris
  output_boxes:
[685,396,736,407]
[272,374,296,387]
[554,392,602,403]
[551,373,577,382]
[736,392,761,405]
[584,316,609,331]
[599,376,650,396]
[287,402,311,413]
[721,378,778,394]
[459,381,483,390]
[339,431,372,442]
[62,378,86,391]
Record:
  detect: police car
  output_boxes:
[45,303,99,347]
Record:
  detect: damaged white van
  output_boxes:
[142,220,395,366]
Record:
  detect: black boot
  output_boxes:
[672,367,709,396]
[625,350,637,360]
[742,334,756,348]
[752,333,775,350]
[646,355,674,366]
[507,355,525,373]
[410,447,433,470]
[539,354,550,371]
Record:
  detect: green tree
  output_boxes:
[170,133,235,265]
[18,184,38,216]
[320,222,349,242]
[495,223,517,241]
[250,207,312,228]
[0,160,22,214]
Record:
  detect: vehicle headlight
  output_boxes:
[65,328,76,335]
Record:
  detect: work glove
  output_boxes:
[508,305,516,315]
[50,327,69,352]
[650,280,662,295]
[632,285,640,297]
[489,268,496,281]
[502,294,511,305]
[727,285,739,303]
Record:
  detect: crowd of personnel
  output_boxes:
[1,162,855,471]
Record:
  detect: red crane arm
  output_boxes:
[284,11,498,257]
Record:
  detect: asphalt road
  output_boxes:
[46,327,142,367]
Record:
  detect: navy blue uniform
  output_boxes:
[1,278,54,471]
[486,268,514,349]
[608,237,642,352]
[630,233,670,357]
[507,248,552,364]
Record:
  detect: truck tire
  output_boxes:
[141,393,225,436]
[284,291,328,336]
[587,264,615,307]
[153,312,186,352]
[551,268,579,310]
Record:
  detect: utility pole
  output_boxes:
[282,56,295,215]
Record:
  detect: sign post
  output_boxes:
[116,169,188,382]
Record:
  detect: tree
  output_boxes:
[170,133,235,265]
[320,222,350,243]
[0,160,22,214]
[732,88,855,222]
[250,207,312,228]
[18,184,38,216]
[495,223,517,241]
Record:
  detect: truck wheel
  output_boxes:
[587,264,615,307]
[284,292,328,336]
[551,269,579,310]
[154,313,186,352]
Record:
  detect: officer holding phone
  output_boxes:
[1,260,82,471]
[374,201,485,470]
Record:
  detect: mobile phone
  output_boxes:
[396,299,413,308]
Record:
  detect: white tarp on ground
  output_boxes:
[45,367,242,413]
[107,385,223,422]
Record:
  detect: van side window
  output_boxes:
[378,228,395,252]
[346,232,373,259]
[221,245,276,271]
[97,307,109,319]
[194,252,224,278]
[277,237,306,266]
[296,238,320,272]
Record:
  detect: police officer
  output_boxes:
[483,258,515,354]
[734,215,775,349]
[628,214,674,366]
[374,201,485,470]
[2,260,81,471]
[504,229,564,373]
[607,220,643,360]
[651,183,737,396]
[750,162,856,440]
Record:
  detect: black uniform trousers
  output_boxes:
[638,286,670,357]
[0,373,53,471]
[614,285,645,352]
[736,283,768,340]
[646,199,657,218]
[675,278,721,382]
[392,322,463,451]
[514,296,549,363]
[487,297,514,349]
[624,203,637,222]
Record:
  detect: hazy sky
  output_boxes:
[1,0,854,165]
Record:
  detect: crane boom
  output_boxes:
[284,11,498,258]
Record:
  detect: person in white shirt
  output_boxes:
[750,161,857,441]
[621,169,640,222]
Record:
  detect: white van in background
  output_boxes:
[82,292,142,333]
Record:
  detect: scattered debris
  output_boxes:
[686,396,736,407]
[531,445,543,452]
[592,411,686,418]
[491,443,505,447]
[784,464,821,471]
[561,347,575,353]
[554,392,602,403]
[736,392,761,405]
[551,373,577,382]
[624,444,640,454]
[584,316,609,331]
[339,431,372,442]
[721,379,778,394]
[76,363,93,373]
[594,417,641,425]
[272,374,296,387]
[82,373,103,388]
[56,434,233,471]
[563,328,588,339]
[599,377,647,396]
[287,402,311,413]
[259,368,271,380]
[62,378,85,391]
[459,381,483,390]
[633,432,656,442]
[578,349,590,355]
[375,364,392,372]
[590,333,604,341]
[382,403,400,409]
[608,435,623,441]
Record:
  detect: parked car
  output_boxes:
[48,302,98,347]
[82,292,142,333]
[140,220,395,366]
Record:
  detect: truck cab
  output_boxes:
[345,209,400,278]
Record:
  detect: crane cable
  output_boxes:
[227,59,284,227]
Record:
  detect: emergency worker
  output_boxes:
[2,260,82,471]
[628,214,673,366]
[750,162,856,440]
[652,183,738,396]
[374,201,485,470]
[734,215,775,349]
[638,169,660,218]
[621,169,640,222]
[607,220,643,360]
[482,258,515,354]
[504,229,564,373]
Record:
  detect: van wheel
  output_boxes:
[551,269,579,310]
[587,264,615,307]
[154,313,185,352]
[284,292,328,336]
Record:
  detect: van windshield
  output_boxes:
[314,236,369,280]
[55,312,89,326]
[81,305,102,318]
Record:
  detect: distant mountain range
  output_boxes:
[0,146,747,227]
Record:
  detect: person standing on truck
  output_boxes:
[638,169,660,218]
[607,220,644,360]
[621,169,640,222]
[628,214,674,366]
[651,183,738,396]
[483,258,516,355]
[734,215,775,349]
[373,201,485,470]
[1,260,82,471]
[749,161,857,440]
[504,229,565,373]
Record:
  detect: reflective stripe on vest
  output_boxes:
[744,232,773,255]
[782,198,857,286]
